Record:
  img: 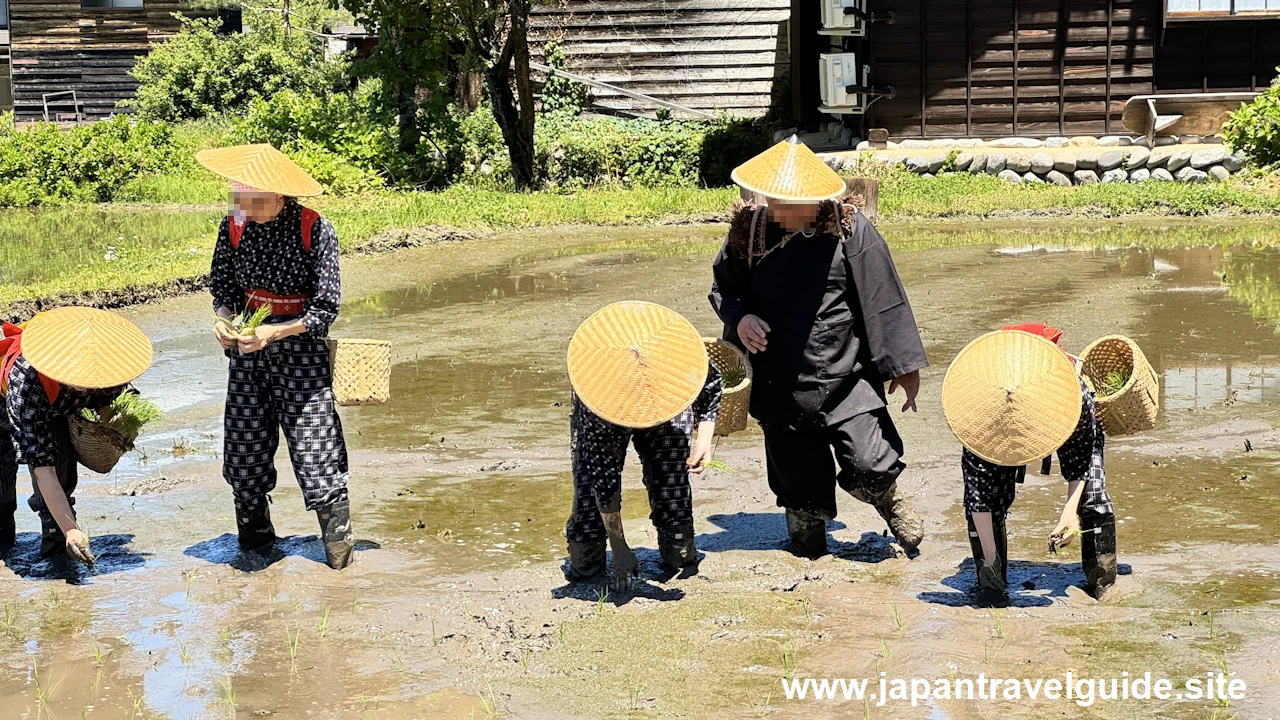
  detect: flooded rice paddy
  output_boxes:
[3,215,1280,718]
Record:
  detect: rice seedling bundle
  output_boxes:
[79,391,163,443]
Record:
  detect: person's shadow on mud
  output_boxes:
[697,512,901,563]
[917,559,1133,608]
[183,533,380,572]
[3,532,148,584]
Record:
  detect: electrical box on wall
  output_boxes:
[819,53,868,114]
[819,0,867,36]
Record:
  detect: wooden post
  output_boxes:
[843,177,879,225]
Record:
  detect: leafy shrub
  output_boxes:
[1223,69,1280,169]
[0,115,186,205]
[128,15,346,122]
[540,42,588,118]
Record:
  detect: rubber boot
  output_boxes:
[39,520,65,560]
[657,523,698,576]
[1080,514,1118,600]
[317,498,355,570]
[236,500,276,552]
[785,508,828,559]
[966,512,1008,606]
[0,502,15,555]
[565,538,607,582]
[850,482,924,554]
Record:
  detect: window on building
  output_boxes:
[0,0,8,29]
[1168,0,1280,13]
[82,0,145,8]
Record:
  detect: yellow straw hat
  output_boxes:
[567,302,709,429]
[21,307,153,389]
[195,144,323,197]
[941,330,1082,466]
[731,135,846,202]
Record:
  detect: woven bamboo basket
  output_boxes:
[326,338,391,406]
[1078,335,1159,436]
[68,415,133,474]
[704,338,752,436]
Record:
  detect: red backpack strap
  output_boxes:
[299,207,320,253]
[227,215,245,250]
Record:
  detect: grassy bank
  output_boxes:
[3,172,1279,318]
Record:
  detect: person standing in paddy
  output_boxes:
[198,144,355,570]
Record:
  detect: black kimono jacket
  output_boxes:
[709,201,928,430]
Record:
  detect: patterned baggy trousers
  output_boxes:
[223,335,349,514]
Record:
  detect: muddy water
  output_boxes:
[4,218,1280,719]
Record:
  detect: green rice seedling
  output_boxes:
[178,640,193,666]
[79,391,163,443]
[721,367,747,389]
[382,649,405,674]
[891,604,904,630]
[991,610,1005,639]
[286,626,301,672]
[477,681,498,718]
[594,588,609,616]
[553,623,565,645]
[317,605,331,638]
[214,305,273,337]
[982,639,1004,665]
[1097,370,1130,398]
[33,663,64,708]
[1,601,17,634]
[628,683,645,711]
[217,676,236,709]
[771,640,797,680]
[218,626,232,644]
[518,647,531,673]
[876,636,892,661]
[800,596,813,626]
[1207,611,1218,639]
[45,589,60,609]
[431,616,438,647]
[703,459,734,474]
[92,643,105,667]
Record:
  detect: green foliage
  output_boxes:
[127,13,346,122]
[79,391,163,443]
[540,41,587,117]
[697,117,776,187]
[1223,68,1280,168]
[0,115,187,205]
[1098,370,1130,397]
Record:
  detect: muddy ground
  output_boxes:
[2,219,1280,720]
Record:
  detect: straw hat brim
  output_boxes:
[567,301,709,429]
[941,330,1082,466]
[730,138,847,203]
[21,307,153,389]
[196,144,324,197]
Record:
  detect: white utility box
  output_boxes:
[819,53,869,114]
[819,0,867,36]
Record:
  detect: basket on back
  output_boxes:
[1078,335,1159,436]
[326,338,391,406]
[68,415,133,474]
[704,338,752,436]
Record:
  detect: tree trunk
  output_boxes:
[485,64,534,190]
[396,82,419,155]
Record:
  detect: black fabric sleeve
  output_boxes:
[709,238,752,344]
[843,214,929,380]
[692,363,722,425]
[210,217,243,313]
[302,217,342,334]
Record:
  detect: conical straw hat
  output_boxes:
[731,135,846,202]
[196,144,323,197]
[941,330,1082,466]
[568,302,709,429]
[21,307,153,389]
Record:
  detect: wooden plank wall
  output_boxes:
[1155,21,1280,93]
[529,0,792,118]
[8,0,195,121]
[868,0,1161,137]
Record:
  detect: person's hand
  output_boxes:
[1049,514,1081,551]
[687,429,714,474]
[610,543,639,592]
[737,314,770,354]
[65,529,94,566]
[237,325,275,354]
[213,320,241,350]
[888,369,920,413]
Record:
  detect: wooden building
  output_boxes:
[4,1,213,122]
[535,0,1280,137]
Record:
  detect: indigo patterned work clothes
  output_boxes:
[0,356,121,526]
[210,201,350,515]
[962,379,1115,521]
[565,364,722,543]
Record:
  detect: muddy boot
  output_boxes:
[785,508,828,559]
[317,499,355,570]
[850,482,923,554]
[39,520,65,560]
[236,500,276,552]
[657,523,698,576]
[967,513,1008,606]
[1081,515,1118,600]
[0,502,15,555]
[565,538,607,582]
